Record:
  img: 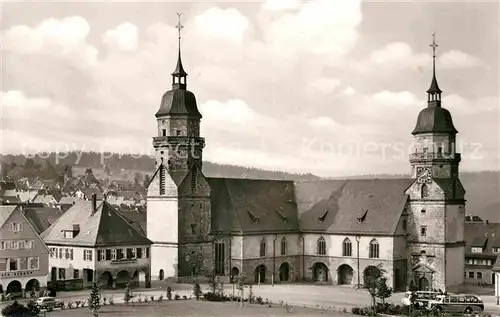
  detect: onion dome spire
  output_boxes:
[426,32,442,106]
[172,12,187,90]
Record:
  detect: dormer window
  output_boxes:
[421,209,426,214]
[357,210,368,223]
[64,231,73,239]
[471,247,483,253]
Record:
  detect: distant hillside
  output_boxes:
[0,152,320,181]
[1,153,498,221]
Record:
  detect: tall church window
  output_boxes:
[215,241,225,275]
[317,237,326,255]
[260,238,266,257]
[342,238,352,257]
[280,237,287,256]
[421,184,429,199]
[369,239,379,258]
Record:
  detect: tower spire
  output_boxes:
[427,32,442,106]
[172,12,187,89]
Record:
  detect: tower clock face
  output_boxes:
[416,166,432,183]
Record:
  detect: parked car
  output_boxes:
[428,294,484,314]
[36,297,63,311]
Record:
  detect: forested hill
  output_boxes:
[1,153,498,222]
[0,152,320,181]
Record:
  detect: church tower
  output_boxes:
[406,34,466,292]
[147,13,213,281]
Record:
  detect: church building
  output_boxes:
[146,21,466,292]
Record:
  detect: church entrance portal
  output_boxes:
[338,264,353,285]
[279,263,290,282]
[418,277,430,291]
[313,263,328,282]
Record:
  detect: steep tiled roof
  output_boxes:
[0,205,17,228]
[59,197,79,205]
[465,222,500,255]
[18,191,38,203]
[23,207,65,234]
[33,194,56,205]
[298,179,412,235]
[41,200,151,247]
[208,178,299,234]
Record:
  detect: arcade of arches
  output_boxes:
[0,278,41,296]
[98,268,150,289]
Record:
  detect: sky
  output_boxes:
[0,0,498,177]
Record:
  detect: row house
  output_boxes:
[40,195,152,290]
[0,206,50,297]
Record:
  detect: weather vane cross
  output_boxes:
[430,32,438,58]
[175,12,184,40]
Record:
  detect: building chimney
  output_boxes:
[92,193,97,214]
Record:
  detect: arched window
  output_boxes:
[342,238,352,257]
[280,237,287,256]
[317,237,326,255]
[215,241,225,275]
[421,184,429,199]
[369,239,379,258]
[260,238,266,257]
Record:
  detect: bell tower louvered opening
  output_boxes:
[159,165,165,195]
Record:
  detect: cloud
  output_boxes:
[262,0,300,11]
[355,42,430,74]
[2,16,98,67]
[342,86,356,96]
[443,95,498,114]
[439,50,483,69]
[308,78,341,94]
[193,7,249,43]
[265,0,362,55]
[102,22,139,51]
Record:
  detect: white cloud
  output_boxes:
[2,16,98,67]
[266,0,362,55]
[262,0,300,11]
[193,7,249,43]
[342,86,356,96]
[444,95,498,114]
[309,78,341,94]
[355,42,430,74]
[307,116,343,130]
[371,90,420,107]
[102,22,139,51]
[438,50,483,69]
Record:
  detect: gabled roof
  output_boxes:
[298,179,413,235]
[208,178,299,234]
[41,200,151,247]
[23,207,65,234]
[0,205,17,228]
[465,222,500,255]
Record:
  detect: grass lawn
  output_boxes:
[47,300,352,316]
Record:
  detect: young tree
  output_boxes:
[363,264,387,310]
[124,283,133,304]
[376,276,393,304]
[88,283,101,317]
[235,273,247,307]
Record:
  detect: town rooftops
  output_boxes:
[41,199,151,247]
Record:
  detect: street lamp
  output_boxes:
[355,235,361,289]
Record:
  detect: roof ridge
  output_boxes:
[99,201,150,241]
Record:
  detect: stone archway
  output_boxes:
[363,265,381,284]
[418,276,430,291]
[98,271,113,288]
[312,262,328,282]
[116,270,130,288]
[6,280,22,295]
[279,262,290,282]
[231,267,240,282]
[254,265,266,284]
[338,264,354,285]
[25,279,40,292]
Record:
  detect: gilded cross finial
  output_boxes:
[430,32,438,58]
[175,12,184,40]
